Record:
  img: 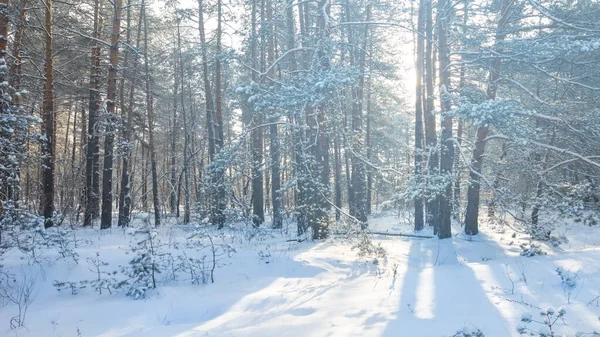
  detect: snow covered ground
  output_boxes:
[1,214,600,337]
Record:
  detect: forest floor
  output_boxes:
[1,213,600,337]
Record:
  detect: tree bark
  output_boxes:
[423,0,439,230]
[100,0,122,229]
[464,0,511,235]
[143,3,161,227]
[414,0,426,231]
[349,1,371,229]
[266,0,282,229]
[176,15,191,224]
[250,0,264,226]
[118,0,142,227]
[84,0,102,227]
[437,0,454,239]
[41,0,55,227]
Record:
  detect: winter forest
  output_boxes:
[1,0,600,335]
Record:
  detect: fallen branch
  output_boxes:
[368,231,433,239]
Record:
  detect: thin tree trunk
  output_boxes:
[118,0,142,227]
[266,0,282,229]
[424,0,438,231]
[84,0,101,227]
[170,38,178,216]
[437,0,454,239]
[100,0,123,229]
[453,0,468,220]
[176,16,190,224]
[143,3,160,227]
[6,0,27,205]
[213,0,226,228]
[198,0,219,223]
[250,0,264,226]
[349,1,371,229]
[414,0,426,231]
[334,135,342,220]
[41,0,55,227]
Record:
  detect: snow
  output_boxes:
[1,216,600,337]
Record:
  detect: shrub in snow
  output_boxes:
[54,253,120,296]
[451,326,485,337]
[328,218,387,264]
[519,242,546,257]
[44,227,80,263]
[53,280,84,295]
[87,253,120,295]
[120,228,163,299]
[176,252,210,285]
[517,306,566,336]
[0,271,36,329]
[556,267,579,303]
[182,225,236,284]
[582,213,600,227]
[0,209,80,265]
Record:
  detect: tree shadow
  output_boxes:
[379,235,516,336]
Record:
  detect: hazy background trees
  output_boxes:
[0,0,598,241]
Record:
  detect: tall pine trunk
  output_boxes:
[250,0,264,226]
[41,0,55,227]
[176,16,191,224]
[143,3,160,227]
[213,0,226,228]
[100,0,122,229]
[414,0,426,231]
[464,0,511,235]
[423,0,438,230]
[349,2,371,229]
[266,0,282,229]
[437,0,453,239]
[84,0,101,227]
[118,0,141,227]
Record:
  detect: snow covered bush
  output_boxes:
[451,326,485,337]
[182,225,236,284]
[86,253,120,295]
[120,228,163,299]
[54,253,119,296]
[517,306,566,336]
[519,242,546,257]
[0,271,36,329]
[556,267,579,303]
[44,227,79,263]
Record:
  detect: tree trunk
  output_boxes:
[334,135,342,220]
[423,0,438,230]
[118,0,141,227]
[453,0,468,220]
[464,0,511,235]
[170,58,178,216]
[250,0,264,226]
[213,0,226,228]
[437,0,454,239]
[311,0,331,239]
[84,0,101,227]
[414,0,426,231]
[41,0,55,227]
[0,0,9,214]
[100,0,122,229]
[266,0,282,229]
[7,0,27,205]
[349,1,371,229]
[143,3,160,227]
[176,16,191,224]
